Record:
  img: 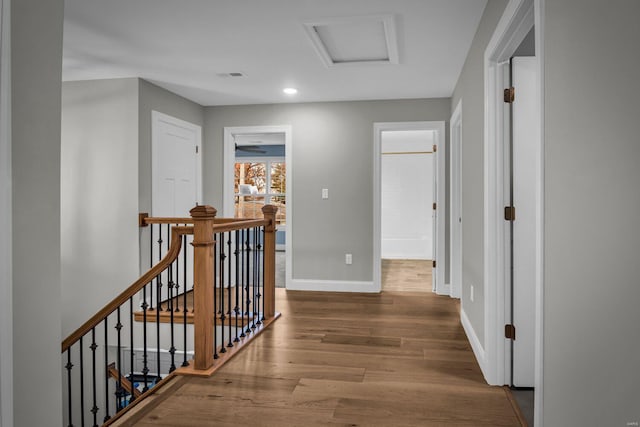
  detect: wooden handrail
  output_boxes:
[61,225,194,352]
[139,214,258,227]
[211,218,269,234]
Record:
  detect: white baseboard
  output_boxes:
[460,306,487,376]
[287,279,378,293]
[436,283,451,296]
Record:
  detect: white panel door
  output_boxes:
[511,57,538,387]
[152,112,201,217]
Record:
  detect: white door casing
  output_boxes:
[151,111,202,217]
[223,125,292,287]
[373,121,446,294]
[481,2,544,425]
[450,100,463,299]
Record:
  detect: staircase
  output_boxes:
[61,205,280,426]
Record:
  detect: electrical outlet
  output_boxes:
[322,188,329,199]
[345,253,352,265]
[470,285,474,302]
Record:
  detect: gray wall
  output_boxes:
[138,79,204,214]
[451,0,508,346]
[543,1,640,425]
[11,0,64,425]
[204,99,450,283]
[61,78,140,336]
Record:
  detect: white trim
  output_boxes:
[461,307,487,374]
[223,125,292,288]
[533,1,545,425]
[151,111,203,215]
[449,100,463,299]
[373,121,446,294]
[287,279,376,293]
[483,3,544,416]
[0,0,13,424]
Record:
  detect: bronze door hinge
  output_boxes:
[504,206,516,221]
[505,324,516,340]
[504,87,515,103]
[433,202,437,210]
[433,144,437,153]
[432,260,436,268]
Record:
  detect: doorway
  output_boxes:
[373,121,446,294]
[223,125,292,289]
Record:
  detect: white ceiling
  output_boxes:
[63,0,487,106]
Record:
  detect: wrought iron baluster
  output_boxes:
[115,307,123,411]
[219,232,227,354]
[227,233,233,348]
[65,348,73,427]
[168,260,176,373]
[239,229,246,338]
[103,318,110,422]
[79,337,85,427]
[245,233,252,334]
[252,227,258,330]
[129,297,136,404]
[234,229,241,343]
[90,328,98,427]
[256,227,263,325]
[213,233,218,360]
[182,234,189,367]
[142,284,149,392]
[149,225,154,310]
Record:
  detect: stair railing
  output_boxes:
[61,205,278,426]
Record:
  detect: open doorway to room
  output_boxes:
[380,130,434,292]
[373,121,446,294]
[223,125,292,289]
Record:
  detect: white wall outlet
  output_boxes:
[470,284,474,302]
[322,188,329,199]
[345,253,352,265]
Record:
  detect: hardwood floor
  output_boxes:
[382,259,432,292]
[119,286,523,426]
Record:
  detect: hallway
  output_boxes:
[118,288,523,426]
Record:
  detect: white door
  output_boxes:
[152,111,202,217]
[511,57,538,387]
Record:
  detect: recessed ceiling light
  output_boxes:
[283,87,298,95]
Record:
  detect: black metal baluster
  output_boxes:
[227,233,233,348]
[234,229,240,343]
[79,337,85,427]
[219,232,227,354]
[65,348,73,427]
[103,318,110,422]
[115,308,123,411]
[213,232,218,360]
[252,227,258,330]
[256,227,263,325]
[168,260,176,373]
[142,285,149,392]
[182,234,189,367]
[90,328,98,427]
[129,297,136,404]
[239,229,246,339]
[156,271,162,383]
[149,225,154,310]
[245,233,252,335]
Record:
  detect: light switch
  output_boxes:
[322,188,329,199]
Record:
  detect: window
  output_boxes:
[234,158,286,225]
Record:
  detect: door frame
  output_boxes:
[373,121,446,294]
[223,124,292,287]
[450,100,463,299]
[483,0,544,424]
[151,111,203,215]
[0,0,14,424]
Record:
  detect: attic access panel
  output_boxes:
[303,14,399,67]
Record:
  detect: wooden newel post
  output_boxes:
[190,205,217,370]
[261,205,278,319]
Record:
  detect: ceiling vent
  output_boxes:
[303,15,399,67]
[216,72,245,78]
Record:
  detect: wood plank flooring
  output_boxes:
[382,259,432,292]
[121,286,523,426]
